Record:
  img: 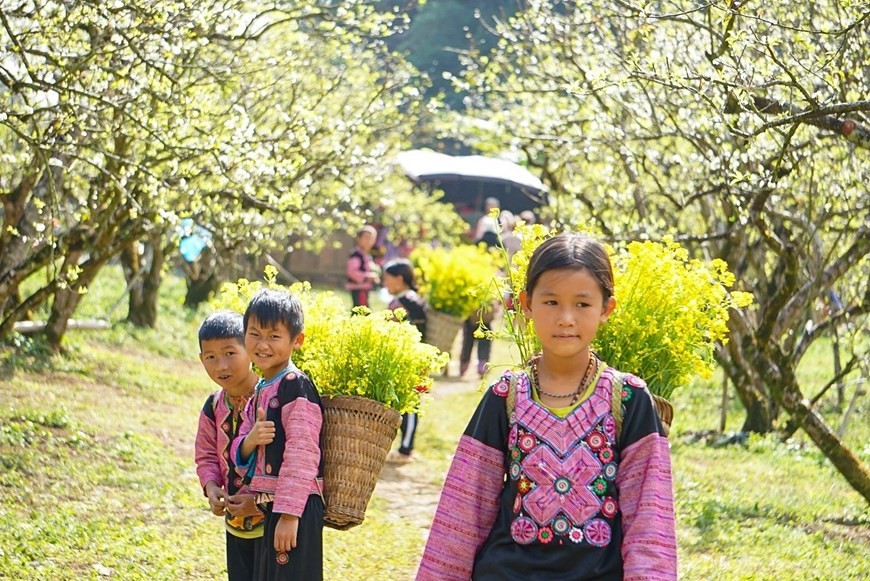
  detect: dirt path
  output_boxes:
[371,370,480,541]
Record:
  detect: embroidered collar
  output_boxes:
[256,364,298,390]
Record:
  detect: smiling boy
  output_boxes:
[231,289,325,580]
[194,310,264,580]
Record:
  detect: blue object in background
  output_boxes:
[178,218,212,263]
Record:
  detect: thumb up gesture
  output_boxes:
[247,407,275,447]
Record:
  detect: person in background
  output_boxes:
[417,233,677,580]
[194,310,264,581]
[518,210,537,225]
[459,224,501,378]
[473,197,501,241]
[346,225,381,308]
[499,210,522,259]
[381,258,428,464]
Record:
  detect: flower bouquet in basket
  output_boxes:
[212,267,448,529]
[485,225,753,435]
[412,244,501,356]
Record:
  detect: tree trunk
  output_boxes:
[740,398,773,433]
[732,374,775,433]
[44,287,82,351]
[757,341,870,503]
[122,234,165,328]
[183,246,220,308]
[44,248,93,351]
[781,384,870,503]
[184,270,220,308]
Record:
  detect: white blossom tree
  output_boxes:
[0,0,460,342]
[454,0,870,500]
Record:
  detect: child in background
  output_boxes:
[194,311,264,580]
[231,289,325,580]
[381,259,427,464]
[346,225,381,308]
[417,233,677,580]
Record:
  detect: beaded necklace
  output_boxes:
[226,379,257,424]
[531,353,599,406]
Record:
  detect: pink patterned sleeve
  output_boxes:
[617,432,678,580]
[417,435,505,580]
[194,405,222,493]
[273,397,323,516]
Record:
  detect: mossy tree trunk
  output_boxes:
[122,232,167,328]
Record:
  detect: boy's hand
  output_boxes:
[205,482,227,516]
[274,514,299,553]
[226,493,261,519]
[246,407,275,447]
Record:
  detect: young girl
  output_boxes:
[381,258,427,463]
[417,234,677,580]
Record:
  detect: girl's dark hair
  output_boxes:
[198,310,244,350]
[525,234,614,302]
[383,258,417,291]
[243,289,304,337]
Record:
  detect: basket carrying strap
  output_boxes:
[610,371,674,443]
[504,373,518,480]
[506,372,518,427]
[203,390,221,422]
[610,370,625,447]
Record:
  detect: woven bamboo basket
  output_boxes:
[321,395,402,530]
[424,309,464,355]
[651,394,674,437]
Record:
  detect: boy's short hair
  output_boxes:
[198,310,245,350]
[243,289,304,337]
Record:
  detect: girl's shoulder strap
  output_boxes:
[505,369,529,426]
[610,369,625,445]
[506,372,517,425]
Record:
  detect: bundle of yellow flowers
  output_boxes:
[489,225,754,400]
[412,244,501,320]
[210,266,448,414]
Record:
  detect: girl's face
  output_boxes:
[520,267,615,361]
[383,272,406,295]
[357,231,375,252]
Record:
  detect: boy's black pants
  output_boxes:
[254,496,324,580]
[226,531,258,580]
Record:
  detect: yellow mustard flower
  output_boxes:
[486,229,755,399]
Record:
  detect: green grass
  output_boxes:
[0,266,868,579]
